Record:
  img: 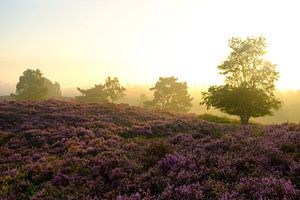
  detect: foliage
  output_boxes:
[0,100,300,199]
[145,77,193,113]
[75,77,125,103]
[104,77,126,103]
[11,69,48,101]
[75,84,108,103]
[11,69,62,101]
[201,37,281,124]
[202,85,281,124]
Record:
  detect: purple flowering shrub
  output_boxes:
[221,177,299,200]
[0,100,300,199]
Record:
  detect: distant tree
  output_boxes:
[201,36,281,125]
[145,76,193,113]
[103,77,126,103]
[12,69,48,100]
[44,79,62,99]
[75,84,108,103]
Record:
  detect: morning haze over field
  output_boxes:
[1,0,300,89]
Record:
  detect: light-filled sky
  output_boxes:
[1,0,300,91]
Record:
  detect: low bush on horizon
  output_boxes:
[0,100,300,199]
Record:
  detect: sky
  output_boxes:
[1,0,300,92]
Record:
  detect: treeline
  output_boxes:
[9,36,283,124]
[11,69,194,113]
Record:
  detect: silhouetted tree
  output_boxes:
[75,84,107,103]
[44,79,62,99]
[201,36,281,125]
[12,69,48,100]
[145,76,193,113]
[103,77,126,103]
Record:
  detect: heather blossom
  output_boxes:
[0,100,299,199]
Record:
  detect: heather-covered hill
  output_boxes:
[0,100,300,200]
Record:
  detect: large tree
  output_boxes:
[145,76,193,113]
[103,77,126,103]
[12,69,48,100]
[75,84,108,103]
[201,36,281,124]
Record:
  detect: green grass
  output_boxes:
[199,113,240,124]
[199,113,261,126]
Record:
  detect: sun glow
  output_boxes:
[1,0,300,90]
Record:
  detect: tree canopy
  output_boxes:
[145,76,193,113]
[12,69,48,100]
[75,84,108,103]
[12,69,63,101]
[103,77,126,103]
[201,36,281,124]
[75,77,126,103]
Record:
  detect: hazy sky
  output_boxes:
[1,0,300,90]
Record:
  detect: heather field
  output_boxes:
[0,100,300,200]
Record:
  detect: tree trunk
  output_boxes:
[240,115,250,125]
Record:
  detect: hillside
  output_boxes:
[0,100,300,199]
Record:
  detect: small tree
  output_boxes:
[12,69,48,100]
[103,77,126,103]
[75,84,108,103]
[145,76,193,113]
[201,36,281,124]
